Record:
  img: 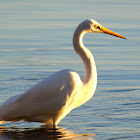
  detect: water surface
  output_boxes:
[0,0,140,139]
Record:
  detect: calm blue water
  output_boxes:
[0,0,140,139]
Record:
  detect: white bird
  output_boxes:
[0,19,126,128]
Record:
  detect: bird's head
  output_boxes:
[79,19,126,39]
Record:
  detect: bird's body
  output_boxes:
[0,68,96,127]
[0,19,126,128]
[0,70,82,125]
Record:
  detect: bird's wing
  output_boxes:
[0,70,82,120]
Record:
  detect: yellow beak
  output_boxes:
[100,26,126,39]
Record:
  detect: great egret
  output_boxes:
[0,19,126,128]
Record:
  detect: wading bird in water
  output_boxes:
[0,19,126,129]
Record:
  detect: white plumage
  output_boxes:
[0,19,126,128]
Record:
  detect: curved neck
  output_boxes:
[73,28,97,86]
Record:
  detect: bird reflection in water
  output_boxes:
[0,125,96,140]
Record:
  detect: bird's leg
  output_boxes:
[52,116,57,130]
[53,124,56,130]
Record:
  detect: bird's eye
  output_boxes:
[94,25,100,29]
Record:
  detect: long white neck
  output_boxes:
[73,27,97,91]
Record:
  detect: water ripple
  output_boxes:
[108,88,140,93]
[0,125,95,140]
